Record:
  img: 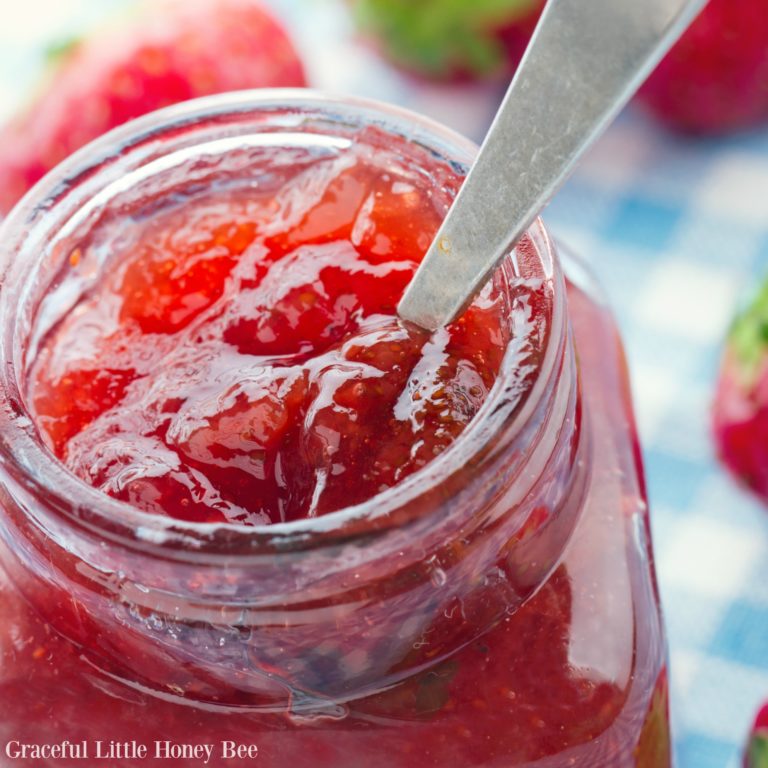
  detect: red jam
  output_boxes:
[0,99,669,767]
[29,142,520,525]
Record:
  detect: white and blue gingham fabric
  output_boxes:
[3,2,768,766]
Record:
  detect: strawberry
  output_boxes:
[0,0,306,216]
[638,0,768,134]
[348,0,543,82]
[744,701,768,767]
[713,277,768,503]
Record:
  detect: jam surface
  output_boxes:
[29,139,513,525]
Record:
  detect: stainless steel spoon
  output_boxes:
[397,0,707,331]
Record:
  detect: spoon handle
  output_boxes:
[398,0,707,331]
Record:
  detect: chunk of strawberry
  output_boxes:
[33,367,136,456]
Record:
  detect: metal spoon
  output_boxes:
[397,0,707,331]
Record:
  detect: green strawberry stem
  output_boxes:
[44,36,82,64]
[729,277,768,385]
[747,731,768,768]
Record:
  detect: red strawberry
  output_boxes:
[744,701,768,767]
[348,0,543,82]
[0,0,306,216]
[713,278,768,502]
[638,0,768,134]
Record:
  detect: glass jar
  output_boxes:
[0,91,669,767]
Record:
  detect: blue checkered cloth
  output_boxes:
[3,2,768,766]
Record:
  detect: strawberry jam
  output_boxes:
[29,143,518,526]
[0,94,669,767]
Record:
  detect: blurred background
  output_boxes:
[2,1,768,765]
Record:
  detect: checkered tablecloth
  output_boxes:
[3,2,768,766]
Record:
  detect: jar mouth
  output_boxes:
[0,89,564,557]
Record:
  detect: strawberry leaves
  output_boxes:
[351,0,541,79]
[745,704,768,768]
[728,279,768,388]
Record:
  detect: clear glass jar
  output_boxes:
[0,91,669,767]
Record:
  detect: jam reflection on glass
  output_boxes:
[0,98,669,767]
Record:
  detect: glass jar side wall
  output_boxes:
[0,259,668,768]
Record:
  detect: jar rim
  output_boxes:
[0,89,565,557]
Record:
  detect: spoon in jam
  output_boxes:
[398,0,707,331]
